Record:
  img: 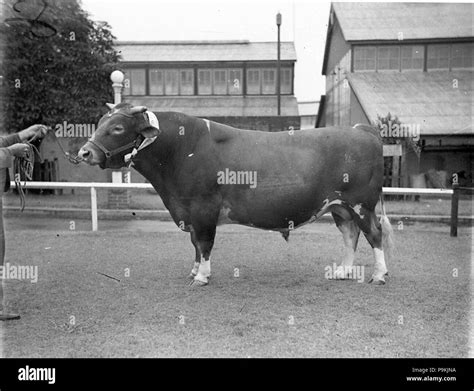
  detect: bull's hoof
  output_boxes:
[368,276,386,285]
[189,279,208,287]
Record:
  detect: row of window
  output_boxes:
[353,43,473,72]
[123,67,293,96]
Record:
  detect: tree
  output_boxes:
[374,112,423,193]
[1,0,120,133]
[374,112,422,158]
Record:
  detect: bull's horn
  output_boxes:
[129,106,147,114]
[106,103,116,110]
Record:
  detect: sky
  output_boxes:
[81,0,332,102]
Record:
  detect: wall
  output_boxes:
[300,116,317,130]
[404,137,473,187]
[324,23,351,127]
[349,88,370,125]
[325,17,351,77]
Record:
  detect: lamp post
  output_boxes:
[276,12,282,129]
[109,70,129,183]
[110,70,124,105]
[108,70,130,209]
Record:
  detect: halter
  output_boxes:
[87,135,144,160]
[87,110,158,166]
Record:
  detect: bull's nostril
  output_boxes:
[78,149,91,161]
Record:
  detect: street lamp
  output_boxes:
[276,12,282,126]
[110,70,124,105]
[108,70,131,200]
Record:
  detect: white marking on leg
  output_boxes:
[194,256,211,283]
[371,248,388,282]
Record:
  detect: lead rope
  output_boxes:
[12,126,85,212]
[46,127,84,164]
[13,142,41,212]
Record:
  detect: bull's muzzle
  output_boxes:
[77,144,98,165]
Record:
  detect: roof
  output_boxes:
[348,70,473,135]
[124,96,299,117]
[298,101,320,117]
[116,41,297,63]
[322,2,474,74]
[333,3,474,42]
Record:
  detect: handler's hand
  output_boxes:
[7,143,29,158]
[18,124,48,142]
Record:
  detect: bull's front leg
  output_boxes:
[189,225,216,287]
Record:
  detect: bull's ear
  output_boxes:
[106,103,116,110]
[130,106,147,114]
[138,110,161,138]
[139,126,161,138]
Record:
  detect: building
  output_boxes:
[40,40,301,184]
[317,2,473,187]
[298,100,319,129]
[117,40,300,132]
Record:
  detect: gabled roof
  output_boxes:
[348,70,473,135]
[333,2,474,42]
[116,41,297,63]
[124,95,299,117]
[322,2,473,75]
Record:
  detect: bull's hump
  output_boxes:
[208,122,238,143]
[353,123,380,138]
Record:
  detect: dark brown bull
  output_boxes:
[78,103,393,286]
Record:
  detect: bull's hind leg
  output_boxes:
[332,212,361,279]
[353,208,388,285]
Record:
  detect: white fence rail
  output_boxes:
[10,181,460,233]
[381,187,453,196]
[10,181,154,232]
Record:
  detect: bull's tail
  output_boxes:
[379,194,394,264]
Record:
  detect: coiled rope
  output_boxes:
[13,143,41,212]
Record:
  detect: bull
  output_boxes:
[78,103,393,287]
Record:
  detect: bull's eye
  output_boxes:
[112,125,124,133]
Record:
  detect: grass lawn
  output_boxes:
[1,218,470,358]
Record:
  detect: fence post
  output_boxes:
[450,184,459,237]
[91,186,98,232]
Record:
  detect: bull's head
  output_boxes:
[78,103,160,169]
